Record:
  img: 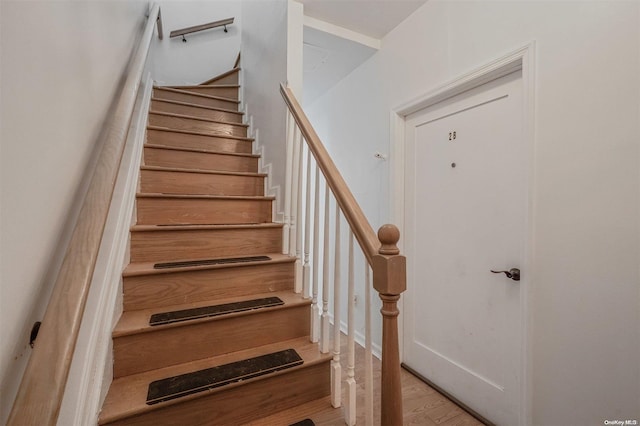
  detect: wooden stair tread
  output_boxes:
[136,193,274,201]
[145,143,258,158]
[123,252,294,277]
[154,86,240,103]
[149,110,249,127]
[165,84,240,90]
[131,222,282,232]
[135,195,272,226]
[99,337,330,425]
[147,125,254,142]
[114,291,309,337]
[242,396,334,426]
[129,224,281,263]
[151,97,243,115]
[140,165,265,177]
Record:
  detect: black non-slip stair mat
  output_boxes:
[146,349,303,405]
[290,420,315,426]
[153,255,271,269]
[149,297,284,326]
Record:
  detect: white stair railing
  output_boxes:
[331,206,342,408]
[303,148,312,299]
[346,230,357,425]
[321,181,331,355]
[282,114,294,255]
[311,164,321,343]
[290,127,301,292]
[281,83,406,425]
[364,264,374,425]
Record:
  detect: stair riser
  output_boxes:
[151,100,242,123]
[139,169,264,197]
[136,197,272,225]
[144,147,258,173]
[153,88,238,110]
[130,226,281,263]
[123,262,294,310]
[146,129,252,154]
[148,114,247,138]
[102,361,330,426]
[168,86,239,99]
[113,305,310,377]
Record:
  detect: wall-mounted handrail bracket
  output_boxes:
[156,7,163,40]
[29,321,42,348]
[169,17,234,39]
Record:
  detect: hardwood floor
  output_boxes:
[247,334,486,426]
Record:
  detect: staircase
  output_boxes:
[99,67,331,425]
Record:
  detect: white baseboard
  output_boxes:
[245,104,284,223]
[57,73,153,426]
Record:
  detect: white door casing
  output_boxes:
[390,44,536,426]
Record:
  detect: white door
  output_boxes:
[403,70,526,425]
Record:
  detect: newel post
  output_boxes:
[372,224,406,426]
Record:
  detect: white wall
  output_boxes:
[0,1,148,423]
[287,0,304,98]
[150,1,241,86]
[241,0,290,214]
[306,1,640,424]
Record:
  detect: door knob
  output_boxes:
[490,268,520,281]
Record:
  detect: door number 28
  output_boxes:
[449,131,457,141]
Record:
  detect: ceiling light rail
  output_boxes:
[170,17,234,42]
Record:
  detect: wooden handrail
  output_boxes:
[280,83,406,425]
[170,17,234,39]
[280,84,380,265]
[7,5,163,425]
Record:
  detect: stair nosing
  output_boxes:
[99,337,329,425]
[154,86,240,103]
[151,97,244,115]
[136,192,274,201]
[123,253,294,277]
[130,223,283,232]
[164,84,240,90]
[113,292,310,338]
[140,165,267,177]
[144,143,259,158]
[149,110,249,128]
[147,125,253,142]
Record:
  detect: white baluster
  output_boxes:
[289,126,301,292]
[345,230,356,425]
[294,132,304,293]
[311,164,320,343]
[365,263,374,425]
[331,206,342,408]
[283,113,294,255]
[321,182,331,354]
[303,147,312,299]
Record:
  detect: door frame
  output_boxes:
[389,42,536,425]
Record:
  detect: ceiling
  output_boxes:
[299,0,427,105]
[303,26,378,105]
[297,0,427,39]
